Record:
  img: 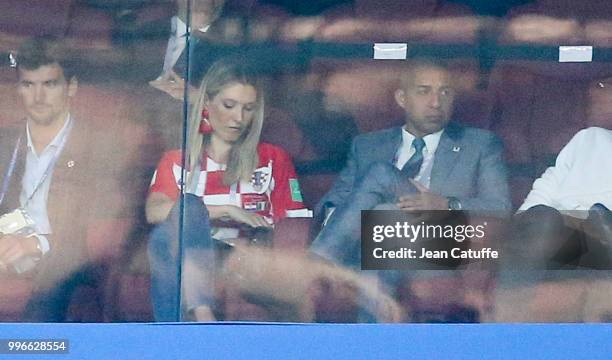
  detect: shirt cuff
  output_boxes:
[31,234,50,255]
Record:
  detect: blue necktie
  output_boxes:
[401,137,426,178]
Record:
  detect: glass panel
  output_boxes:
[0,0,610,324]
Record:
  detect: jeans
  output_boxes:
[148,193,215,322]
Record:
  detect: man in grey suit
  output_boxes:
[310,58,511,268]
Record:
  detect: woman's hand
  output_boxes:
[218,205,272,228]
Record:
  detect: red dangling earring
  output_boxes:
[199,109,213,134]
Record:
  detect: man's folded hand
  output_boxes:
[397,180,449,211]
[0,234,40,267]
[149,70,197,101]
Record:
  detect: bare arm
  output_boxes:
[145,192,176,224]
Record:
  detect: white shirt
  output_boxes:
[161,16,210,74]
[519,127,612,218]
[395,127,444,188]
[19,115,73,254]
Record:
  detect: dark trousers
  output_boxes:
[311,162,417,269]
[310,162,479,322]
[509,205,612,270]
[22,264,103,322]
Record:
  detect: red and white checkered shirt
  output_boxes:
[150,143,306,224]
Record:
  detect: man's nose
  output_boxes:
[34,85,45,102]
[429,93,441,108]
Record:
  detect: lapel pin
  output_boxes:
[67,160,75,168]
[452,146,461,152]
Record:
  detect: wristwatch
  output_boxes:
[447,197,462,211]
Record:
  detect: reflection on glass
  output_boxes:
[0,0,611,324]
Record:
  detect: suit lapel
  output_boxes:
[47,119,88,232]
[0,123,27,212]
[383,127,403,164]
[429,123,463,193]
[54,123,80,178]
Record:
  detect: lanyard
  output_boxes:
[0,133,23,207]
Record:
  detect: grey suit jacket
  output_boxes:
[315,122,512,218]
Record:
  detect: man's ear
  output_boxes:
[394,89,406,109]
[67,77,78,97]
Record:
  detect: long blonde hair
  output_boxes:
[186,58,264,187]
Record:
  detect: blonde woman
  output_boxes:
[146,58,306,240]
[146,58,308,321]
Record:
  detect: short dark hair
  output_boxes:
[399,57,451,89]
[15,35,76,81]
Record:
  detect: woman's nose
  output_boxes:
[232,107,245,123]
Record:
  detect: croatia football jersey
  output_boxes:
[150,143,306,229]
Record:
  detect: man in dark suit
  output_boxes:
[149,0,226,100]
[310,58,511,268]
[0,36,126,321]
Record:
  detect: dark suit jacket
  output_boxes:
[316,122,512,218]
[0,118,127,297]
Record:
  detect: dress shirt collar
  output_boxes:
[26,114,73,156]
[401,126,444,154]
